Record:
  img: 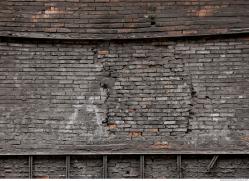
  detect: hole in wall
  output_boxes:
[150,16,156,26]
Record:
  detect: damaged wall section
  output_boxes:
[1,35,249,153]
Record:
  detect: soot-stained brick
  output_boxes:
[1,36,249,154]
[70,156,102,178]
[108,155,140,178]
[1,0,249,39]
[0,156,29,178]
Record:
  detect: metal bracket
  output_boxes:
[207,155,219,172]
[103,155,108,178]
[140,155,145,178]
[66,156,70,178]
[28,156,33,179]
[177,155,182,178]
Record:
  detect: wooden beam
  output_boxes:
[140,155,145,178]
[28,156,33,179]
[0,151,249,156]
[207,155,219,172]
[103,155,108,178]
[66,156,70,178]
[177,155,182,178]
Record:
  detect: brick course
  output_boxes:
[1,0,249,178]
[1,0,249,39]
[1,36,249,153]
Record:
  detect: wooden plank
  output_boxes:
[66,156,70,178]
[28,156,33,179]
[1,151,249,156]
[177,155,182,178]
[140,155,145,178]
[103,155,108,178]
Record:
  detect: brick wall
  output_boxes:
[1,155,249,178]
[1,0,249,39]
[70,156,102,178]
[1,0,249,178]
[1,35,249,153]
[0,156,29,178]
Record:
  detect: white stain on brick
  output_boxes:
[66,105,82,129]
[86,103,107,138]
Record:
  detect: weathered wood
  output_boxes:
[1,1,249,40]
[0,151,248,156]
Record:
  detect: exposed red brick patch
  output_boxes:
[108,123,117,129]
[148,128,159,133]
[195,5,227,17]
[129,131,142,137]
[151,141,171,149]
[32,6,64,23]
[183,30,198,35]
[98,50,109,55]
[128,108,136,112]
[241,136,249,141]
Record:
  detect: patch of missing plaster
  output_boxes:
[32,6,64,23]
[241,136,249,142]
[195,5,227,17]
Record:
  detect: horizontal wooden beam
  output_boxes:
[1,31,249,42]
[0,152,248,156]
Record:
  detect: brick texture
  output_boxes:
[108,156,139,178]
[1,0,249,178]
[1,155,249,178]
[0,156,29,178]
[33,156,66,178]
[70,156,102,178]
[1,0,249,39]
[1,36,249,153]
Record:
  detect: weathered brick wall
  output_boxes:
[0,156,29,178]
[145,155,177,178]
[1,155,249,178]
[108,155,140,178]
[181,155,249,178]
[1,35,249,153]
[33,156,66,178]
[1,0,249,178]
[70,156,102,178]
[1,0,249,39]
